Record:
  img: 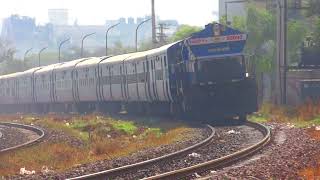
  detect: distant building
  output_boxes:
[1,14,179,58]
[1,15,36,43]
[48,9,69,26]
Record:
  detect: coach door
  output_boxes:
[155,55,166,101]
[146,59,153,101]
[151,57,159,101]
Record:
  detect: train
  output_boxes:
[0,23,258,120]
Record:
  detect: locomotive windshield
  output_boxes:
[196,55,245,83]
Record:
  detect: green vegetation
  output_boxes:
[249,114,269,123]
[108,119,137,135]
[228,4,309,72]
[170,24,202,42]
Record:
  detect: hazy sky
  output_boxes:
[0,0,219,26]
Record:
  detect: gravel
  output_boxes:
[198,122,320,179]
[6,126,210,180]
[9,120,319,180]
[0,125,39,151]
[106,125,264,180]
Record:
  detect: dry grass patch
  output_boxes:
[250,102,320,127]
[299,167,320,180]
[0,114,194,176]
[0,143,88,175]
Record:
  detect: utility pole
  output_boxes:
[157,23,169,45]
[275,0,287,105]
[24,48,33,69]
[81,32,95,58]
[38,47,48,67]
[151,0,157,46]
[58,38,70,63]
[283,0,287,105]
[106,22,120,56]
[135,18,152,52]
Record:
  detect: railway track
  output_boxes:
[0,122,45,153]
[145,121,270,179]
[68,125,215,180]
[68,121,270,180]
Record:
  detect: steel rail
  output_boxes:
[0,122,45,153]
[68,125,215,180]
[144,121,271,180]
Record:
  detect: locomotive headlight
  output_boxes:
[246,73,249,77]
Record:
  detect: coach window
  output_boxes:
[164,56,167,67]
[134,63,137,75]
[143,62,145,72]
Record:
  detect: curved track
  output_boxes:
[68,121,270,180]
[68,125,215,180]
[144,121,270,179]
[0,122,45,153]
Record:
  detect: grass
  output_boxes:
[108,119,137,135]
[0,114,193,176]
[249,102,320,128]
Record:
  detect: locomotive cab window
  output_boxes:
[196,55,245,83]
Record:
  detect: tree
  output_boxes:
[0,39,16,63]
[138,39,154,51]
[25,52,61,67]
[287,20,307,64]
[312,17,320,46]
[306,0,320,17]
[229,5,277,73]
[170,25,202,42]
[0,59,24,75]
